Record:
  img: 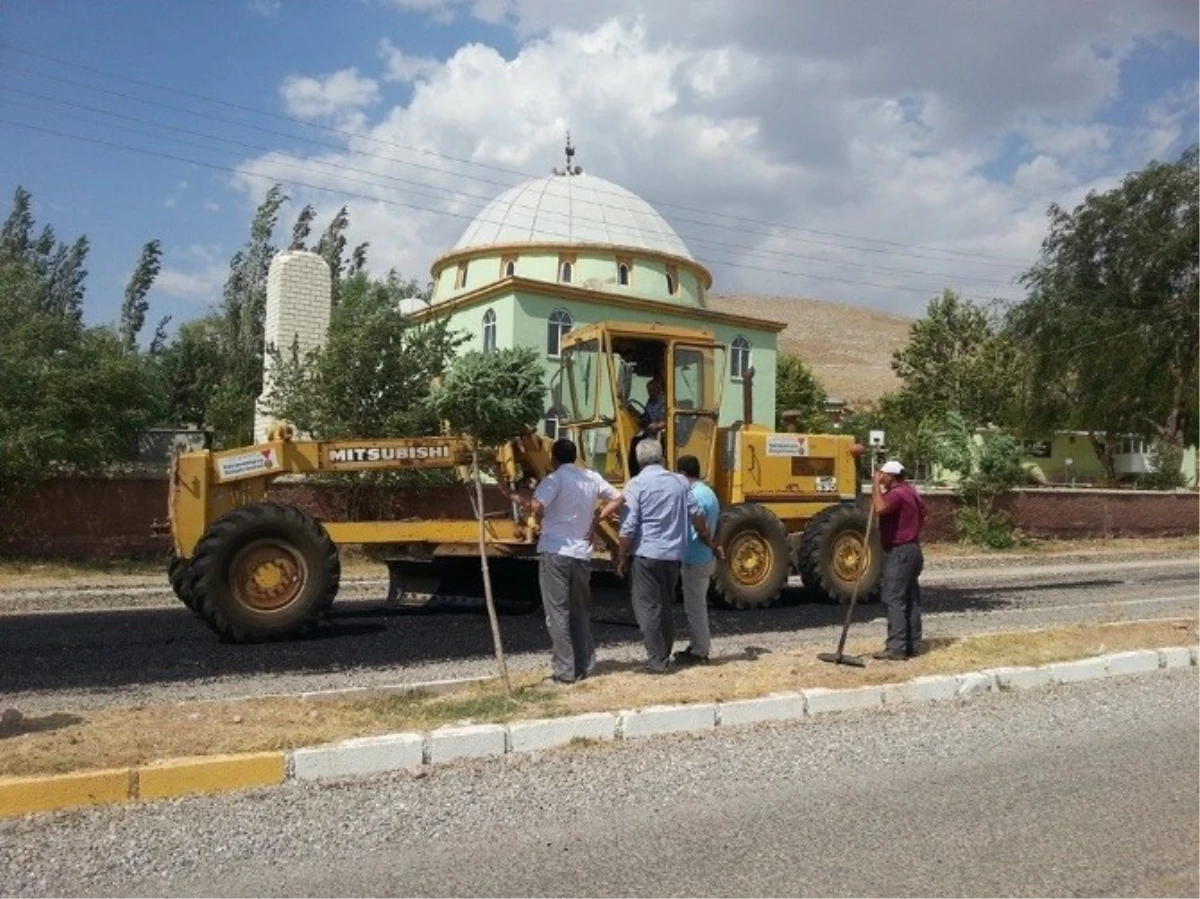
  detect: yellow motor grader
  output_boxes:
[166,321,881,642]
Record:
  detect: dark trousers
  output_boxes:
[538,553,595,682]
[630,556,679,670]
[881,542,924,655]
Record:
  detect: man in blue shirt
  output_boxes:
[601,440,720,673]
[674,454,724,665]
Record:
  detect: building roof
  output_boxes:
[451,172,696,262]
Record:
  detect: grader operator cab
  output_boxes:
[166,320,881,643]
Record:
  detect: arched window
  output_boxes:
[482,308,497,353]
[665,264,679,296]
[456,262,469,289]
[543,405,568,440]
[559,260,573,283]
[500,256,516,278]
[547,308,572,358]
[730,335,751,379]
[617,260,630,286]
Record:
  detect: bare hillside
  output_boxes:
[713,294,913,405]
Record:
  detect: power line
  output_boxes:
[0,86,1022,291]
[0,44,1035,267]
[0,115,1019,302]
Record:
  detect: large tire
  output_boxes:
[167,550,201,615]
[187,502,340,643]
[712,503,791,609]
[799,504,883,604]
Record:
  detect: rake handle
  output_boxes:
[832,502,876,659]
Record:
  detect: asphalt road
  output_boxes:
[0,554,1195,711]
[2,670,1196,897]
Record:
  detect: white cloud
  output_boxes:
[280,68,381,120]
[248,0,281,17]
[235,2,1197,316]
[155,265,225,300]
[203,199,221,213]
[379,39,440,83]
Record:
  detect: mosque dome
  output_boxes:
[452,172,696,262]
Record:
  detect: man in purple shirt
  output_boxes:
[871,460,927,661]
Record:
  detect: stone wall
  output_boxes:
[0,478,1194,560]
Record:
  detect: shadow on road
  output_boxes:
[0,583,1015,696]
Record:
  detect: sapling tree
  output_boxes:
[428,347,546,694]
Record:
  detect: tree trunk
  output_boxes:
[473,446,511,696]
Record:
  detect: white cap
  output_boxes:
[880,460,905,475]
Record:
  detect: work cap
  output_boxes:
[880,460,905,475]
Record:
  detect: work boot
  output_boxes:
[872,649,907,661]
[673,647,709,666]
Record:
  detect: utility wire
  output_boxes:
[0,46,1034,267]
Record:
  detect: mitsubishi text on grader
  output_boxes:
[166,321,882,642]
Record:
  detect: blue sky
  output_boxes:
[1,0,1195,333]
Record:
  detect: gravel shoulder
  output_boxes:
[2,669,1195,898]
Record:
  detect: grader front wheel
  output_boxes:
[187,502,340,643]
[799,505,883,604]
[712,503,791,609]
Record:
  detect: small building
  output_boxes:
[410,144,785,436]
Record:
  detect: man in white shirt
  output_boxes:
[521,438,621,684]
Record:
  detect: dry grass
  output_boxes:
[922,534,1200,560]
[713,293,913,404]
[2,618,1193,780]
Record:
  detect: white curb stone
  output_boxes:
[619,704,716,739]
[427,724,507,764]
[982,666,1053,691]
[1103,650,1162,678]
[883,675,959,705]
[506,713,617,753]
[716,692,806,728]
[1158,646,1193,669]
[803,685,884,716]
[291,733,424,780]
[1047,657,1108,684]
[955,671,996,696]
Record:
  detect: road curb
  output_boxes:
[2,644,1196,820]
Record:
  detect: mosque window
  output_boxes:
[543,405,568,440]
[455,262,469,290]
[559,260,573,283]
[482,308,497,353]
[665,264,679,296]
[730,336,751,380]
[501,256,517,278]
[547,308,573,358]
[616,257,631,286]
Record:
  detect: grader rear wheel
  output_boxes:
[188,502,340,643]
[167,550,201,614]
[712,503,791,609]
[799,504,883,604]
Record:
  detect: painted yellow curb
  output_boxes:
[0,768,133,818]
[136,752,286,801]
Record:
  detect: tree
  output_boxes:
[119,240,163,350]
[0,190,164,485]
[428,347,547,695]
[891,288,1017,428]
[289,204,316,251]
[264,272,460,439]
[1010,145,1199,479]
[774,353,827,431]
[315,206,350,304]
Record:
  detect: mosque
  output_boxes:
[255,142,784,442]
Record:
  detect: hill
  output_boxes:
[712,294,914,406]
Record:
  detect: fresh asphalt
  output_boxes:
[2,670,1196,897]
[0,552,1195,712]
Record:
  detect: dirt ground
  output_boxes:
[1,618,1194,780]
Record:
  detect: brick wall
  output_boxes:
[0,478,1194,560]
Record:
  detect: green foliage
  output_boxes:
[1009,145,1199,472]
[119,240,163,350]
[954,506,1018,550]
[774,353,828,431]
[1139,443,1187,490]
[429,347,546,447]
[891,288,1017,429]
[264,272,462,439]
[0,201,164,483]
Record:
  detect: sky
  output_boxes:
[1,0,1196,335]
